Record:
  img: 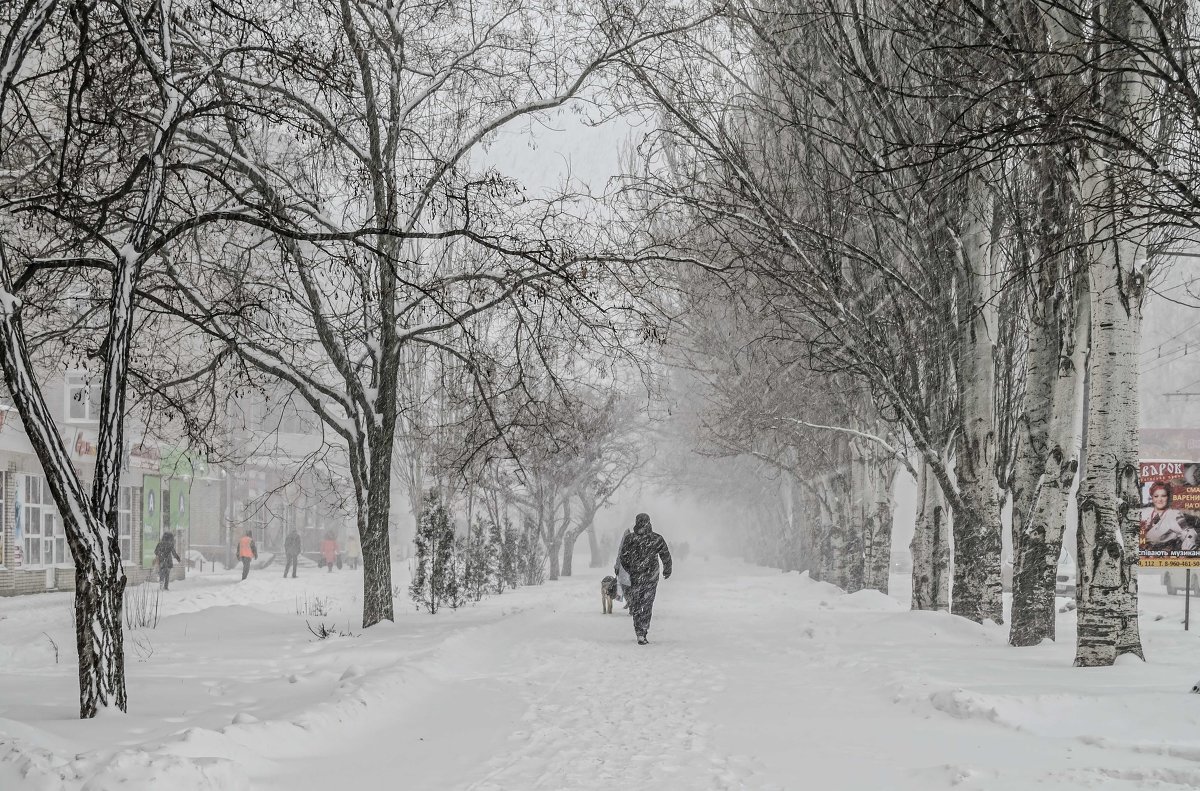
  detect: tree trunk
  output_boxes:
[547,538,561,579]
[586,521,602,567]
[361,426,397,627]
[952,442,1004,624]
[950,187,1004,624]
[0,249,132,717]
[812,494,831,583]
[561,522,587,577]
[911,459,950,611]
[846,447,867,592]
[1010,295,1058,635]
[1011,270,1087,646]
[562,498,598,577]
[74,557,128,717]
[863,458,894,593]
[828,468,852,589]
[1073,0,1154,662]
[1074,238,1145,665]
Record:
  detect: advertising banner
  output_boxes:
[142,474,161,567]
[1138,460,1200,568]
[170,478,190,546]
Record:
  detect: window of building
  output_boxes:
[0,471,6,564]
[23,475,67,566]
[118,486,133,562]
[65,372,102,422]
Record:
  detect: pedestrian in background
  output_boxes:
[284,529,302,578]
[321,532,338,573]
[238,529,258,580]
[154,530,181,590]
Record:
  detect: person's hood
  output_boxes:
[634,513,652,535]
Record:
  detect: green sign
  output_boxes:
[142,474,160,567]
[170,477,190,542]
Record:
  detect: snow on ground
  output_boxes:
[2,558,1200,790]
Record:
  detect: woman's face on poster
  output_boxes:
[1153,488,1171,510]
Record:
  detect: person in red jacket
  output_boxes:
[320,532,338,573]
[237,529,258,580]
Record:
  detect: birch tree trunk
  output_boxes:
[950,187,1004,624]
[1075,239,1144,665]
[863,457,894,593]
[1074,195,1147,662]
[795,484,815,577]
[812,486,834,583]
[1011,270,1087,645]
[847,445,868,592]
[911,458,950,610]
[1010,297,1058,630]
[1073,0,1153,667]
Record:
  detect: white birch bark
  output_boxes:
[864,455,895,594]
[950,182,1004,624]
[911,457,950,611]
[1074,0,1153,667]
[1011,268,1088,645]
[1075,232,1145,665]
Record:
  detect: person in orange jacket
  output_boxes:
[237,529,258,580]
[320,532,338,573]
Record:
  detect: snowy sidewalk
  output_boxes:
[4,560,1200,790]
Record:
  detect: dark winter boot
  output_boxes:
[637,635,648,645]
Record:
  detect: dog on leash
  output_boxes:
[601,575,618,614]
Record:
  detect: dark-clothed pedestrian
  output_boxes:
[284,530,302,578]
[153,530,182,590]
[617,512,672,645]
[237,530,258,580]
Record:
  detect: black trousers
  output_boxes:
[628,579,659,637]
[159,564,171,590]
[241,557,251,579]
[284,555,298,577]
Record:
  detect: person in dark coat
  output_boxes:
[283,530,302,578]
[617,512,672,645]
[154,531,182,590]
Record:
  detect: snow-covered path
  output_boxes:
[5,558,1200,790]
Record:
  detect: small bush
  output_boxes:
[42,632,59,664]
[296,594,331,617]
[130,634,155,662]
[307,621,358,639]
[123,583,161,630]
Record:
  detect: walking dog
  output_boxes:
[601,575,618,614]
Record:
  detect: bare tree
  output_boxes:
[0,0,215,716]
[158,0,705,626]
